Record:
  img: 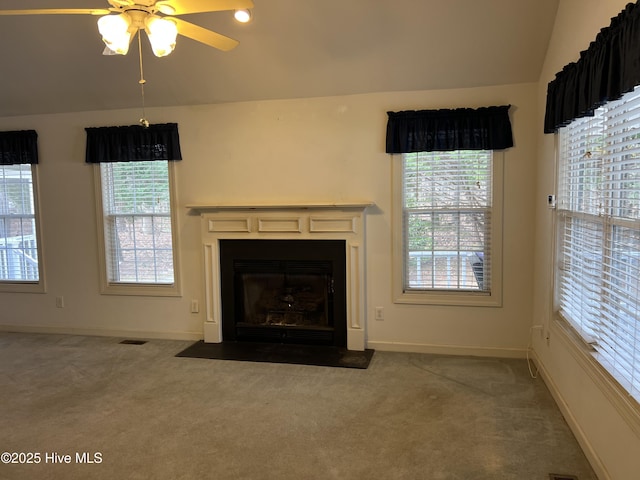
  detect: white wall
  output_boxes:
[533,1,640,479]
[0,83,537,356]
[2,3,639,475]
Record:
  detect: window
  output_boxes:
[393,150,503,306]
[94,160,180,296]
[556,86,640,402]
[386,105,510,306]
[0,163,44,292]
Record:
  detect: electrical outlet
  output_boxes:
[55,296,64,308]
[375,307,384,321]
[531,324,544,339]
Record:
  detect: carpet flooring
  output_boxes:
[0,332,597,480]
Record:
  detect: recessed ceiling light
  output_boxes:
[234,9,251,23]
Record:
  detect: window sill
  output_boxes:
[394,289,502,307]
[100,283,181,297]
[0,281,46,294]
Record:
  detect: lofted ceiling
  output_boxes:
[0,0,559,118]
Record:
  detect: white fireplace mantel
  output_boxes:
[188,202,374,351]
[186,202,374,211]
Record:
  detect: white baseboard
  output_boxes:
[531,350,611,480]
[0,324,203,342]
[366,340,527,358]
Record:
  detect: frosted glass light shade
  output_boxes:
[97,14,132,55]
[146,16,178,57]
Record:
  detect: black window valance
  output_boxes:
[386,105,513,153]
[85,123,182,164]
[0,130,38,165]
[544,1,640,134]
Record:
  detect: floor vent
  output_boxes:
[549,475,579,480]
[119,339,147,345]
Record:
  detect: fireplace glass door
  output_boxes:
[220,240,346,346]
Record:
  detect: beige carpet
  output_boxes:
[0,332,596,480]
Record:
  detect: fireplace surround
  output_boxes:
[188,202,373,351]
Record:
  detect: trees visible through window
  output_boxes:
[402,150,492,292]
[99,161,177,288]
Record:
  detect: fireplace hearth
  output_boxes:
[220,239,347,347]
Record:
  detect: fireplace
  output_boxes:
[188,202,373,351]
[219,239,346,346]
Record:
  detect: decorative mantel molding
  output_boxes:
[190,202,374,351]
[187,202,374,212]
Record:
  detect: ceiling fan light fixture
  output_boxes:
[146,16,178,57]
[234,9,251,23]
[155,1,176,16]
[97,13,132,55]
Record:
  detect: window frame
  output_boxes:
[0,163,46,294]
[392,151,503,307]
[554,90,640,407]
[93,160,181,297]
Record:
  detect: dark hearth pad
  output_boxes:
[176,341,374,369]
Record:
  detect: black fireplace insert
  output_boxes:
[219,239,347,347]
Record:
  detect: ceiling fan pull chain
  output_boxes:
[137,30,149,128]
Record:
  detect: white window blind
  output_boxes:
[0,164,39,282]
[100,161,175,284]
[558,86,640,402]
[402,150,492,292]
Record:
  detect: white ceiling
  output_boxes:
[0,0,559,117]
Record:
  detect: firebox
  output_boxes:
[219,239,347,347]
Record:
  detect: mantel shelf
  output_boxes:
[187,202,375,213]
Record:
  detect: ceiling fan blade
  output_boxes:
[0,9,110,16]
[173,17,239,51]
[160,0,253,16]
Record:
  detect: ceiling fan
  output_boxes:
[0,0,255,57]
